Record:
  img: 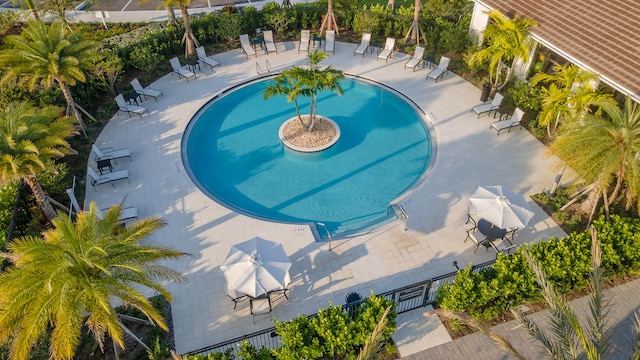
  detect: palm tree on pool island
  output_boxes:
[264,50,344,132]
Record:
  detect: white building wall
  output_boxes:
[469,2,491,45]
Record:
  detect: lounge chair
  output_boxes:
[250,296,272,324]
[91,144,132,163]
[404,46,425,71]
[227,289,248,310]
[426,56,450,82]
[263,30,277,54]
[130,78,163,102]
[299,30,310,53]
[488,239,517,259]
[490,108,525,135]
[239,34,257,58]
[354,32,371,57]
[169,57,196,82]
[471,93,504,118]
[87,168,130,190]
[377,37,395,62]
[324,30,335,54]
[114,94,148,118]
[95,205,139,222]
[196,46,220,69]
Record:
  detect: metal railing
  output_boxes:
[185,259,496,357]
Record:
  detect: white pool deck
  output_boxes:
[85,41,568,356]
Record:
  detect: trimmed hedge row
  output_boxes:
[436,215,640,319]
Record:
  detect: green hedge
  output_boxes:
[436,215,640,319]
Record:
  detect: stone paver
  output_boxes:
[403,279,640,359]
[85,39,567,354]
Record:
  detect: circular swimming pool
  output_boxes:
[182,76,434,239]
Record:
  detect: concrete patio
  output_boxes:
[85,40,568,356]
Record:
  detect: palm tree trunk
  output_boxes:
[403,0,421,44]
[24,175,58,220]
[319,0,338,34]
[56,79,87,137]
[180,6,197,57]
[386,0,395,11]
[24,0,39,21]
[580,185,600,215]
[166,6,177,24]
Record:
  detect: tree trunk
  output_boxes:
[581,185,600,216]
[56,78,87,137]
[24,175,58,220]
[24,0,40,21]
[180,6,197,57]
[319,0,338,34]
[386,0,395,11]
[166,6,177,24]
[403,0,421,44]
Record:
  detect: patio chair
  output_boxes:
[488,239,517,259]
[490,108,524,135]
[324,30,335,54]
[263,30,278,54]
[354,32,371,57]
[130,78,163,102]
[299,30,310,53]
[87,168,130,191]
[114,94,148,118]
[471,93,504,118]
[465,213,478,232]
[95,205,139,222]
[196,46,221,69]
[239,34,257,58]
[250,296,272,324]
[426,56,450,82]
[465,227,490,253]
[91,144,132,163]
[377,37,395,62]
[169,57,196,82]
[404,46,425,71]
[227,289,248,309]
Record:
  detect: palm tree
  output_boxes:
[468,10,536,92]
[436,228,640,359]
[0,21,98,134]
[404,0,422,44]
[531,63,616,136]
[319,0,339,34]
[164,0,197,57]
[0,101,75,220]
[264,51,344,132]
[550,97,640,218]
[0,203,186,360]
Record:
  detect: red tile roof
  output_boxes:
[477,0,640,102]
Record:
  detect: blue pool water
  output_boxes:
[182,77,432,239]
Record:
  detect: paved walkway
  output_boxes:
[404,278,640,359]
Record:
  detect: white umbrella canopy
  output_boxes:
[220,237,292,298]
[469,185,535,229]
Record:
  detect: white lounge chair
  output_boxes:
[354,32,371,57]
[377,37,395,62]
[169,57,196,82]
[263,30,277,54]
[91,144,132,163]
[196,46,220,69]
[114,94,148,118]
[95,205,139,222]
[324,30,335,54]
[426,56,450,82]
[299,30,310,53]
[87,168,130,190]
[404,46,425,71]
[240,34,257,58]
[130,78,163,102]
[490,108,525,135]
[472,93,504,118]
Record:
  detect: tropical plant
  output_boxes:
[264,51,344,132]
[467,10,536,92]
[531,63,616,136]
[550,97,640,218]
[436,228,640,360]
[128,44,165,75]
[92,51,124,95]
[216,12,243,42]
[39,0,77,26]
[161,0,198,56]
[0,203,186,360]
[0,21,99,134]
[0,101,75,220]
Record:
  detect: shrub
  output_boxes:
[352,10,381,35]
[128,45,164,75]
[217,13,243,42]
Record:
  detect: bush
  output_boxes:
[128,45,165,75]
[352,10,381,35]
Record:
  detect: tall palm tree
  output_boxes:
[164,0,197,56]
[319,0,339,34]
[0,203,186,360]
[0,21,98,133]
[468,10,536,92]
[404,0,422,44]
[264,51,344,132]
[550,97,640,217]
[0,101,75,220]
[531,63,616,136]
[436,229,640,359]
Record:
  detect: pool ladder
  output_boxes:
[256,59,272,75]
[389,204,409,231]
[316,222,332,251]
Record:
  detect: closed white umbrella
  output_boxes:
[220,237,292,298]
[469,185,534,229]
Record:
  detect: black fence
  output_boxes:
[185,260,496,358]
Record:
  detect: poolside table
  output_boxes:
[478,218,507,241]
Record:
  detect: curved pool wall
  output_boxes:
[181,74,437,240]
